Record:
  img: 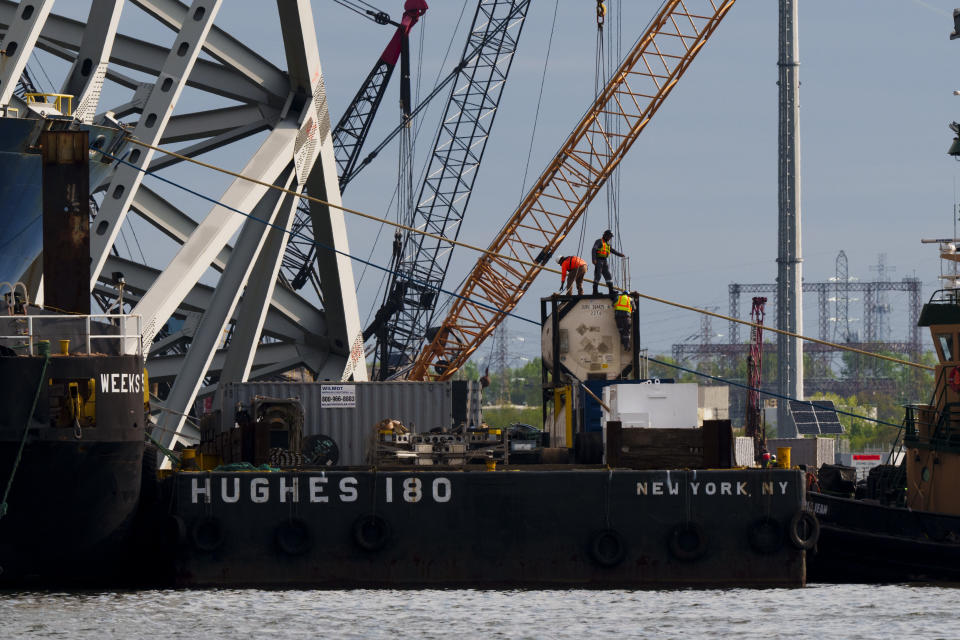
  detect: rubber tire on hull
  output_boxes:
[192,516,225,552]
[747,517,784,555]
[789,511,820,550]
[167,515,187,547]
[276,518,312,555]
[590,529,628,567]
[669,522,707,561]
[352,515,390,552]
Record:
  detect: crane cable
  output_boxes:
[120,135,936,373]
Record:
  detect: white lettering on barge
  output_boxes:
[99,372,144,394]
[637,479,793,498]
[189,476,454,505]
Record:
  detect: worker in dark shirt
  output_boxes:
[591,229,624,294]
[556,255,587,295]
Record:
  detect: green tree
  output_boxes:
[453,360,480,382]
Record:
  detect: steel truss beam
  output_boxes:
[59,0,123,124]
[0,0,54,106]
[0,2,282,105]
[157,165,296,450]
[277,0,367,380]
[88,0,224,288]
[132,121,297,350]
[410,0,738,380]
[4,1,368,417]
[97,255,322,347]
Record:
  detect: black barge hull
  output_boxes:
[0,354,145,586]
[156,468,808,588]
[806,491,960,583]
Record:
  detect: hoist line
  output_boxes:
[117,136,935,372]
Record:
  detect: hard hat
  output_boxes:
[603,229,614,238]
[556,256,564,265]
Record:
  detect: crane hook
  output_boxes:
[596,1,606,27]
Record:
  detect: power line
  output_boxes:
[91,146,928,430]
[115,136,935,372]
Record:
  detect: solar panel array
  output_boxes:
[788,400,845,435]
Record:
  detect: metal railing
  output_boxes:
[23,92,73,117]
[0,314,142,356]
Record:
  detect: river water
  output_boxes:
[1,585,957,639]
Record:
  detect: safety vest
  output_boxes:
[614,294,631,313]
[596,241,610,259]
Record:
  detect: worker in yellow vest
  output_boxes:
[591,229,624,294]
[556,255,587,295]
[612,291,633,351]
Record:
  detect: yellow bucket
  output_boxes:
[777,446,791,469]
[59,339,70,354]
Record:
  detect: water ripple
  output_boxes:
[1,585,957,639]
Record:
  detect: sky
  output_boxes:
[24,0,960,369]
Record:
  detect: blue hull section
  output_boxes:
[0,117,127,283]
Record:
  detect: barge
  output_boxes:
[153,467,808,588]
[146,294,815,588]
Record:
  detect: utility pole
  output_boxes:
[777,0,803,438]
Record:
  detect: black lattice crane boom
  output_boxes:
[365,0,532,379]
[409,0,738,381]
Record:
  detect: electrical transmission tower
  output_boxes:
[867,253,895,342]
[491,319,510,405]
[833,250,850,343]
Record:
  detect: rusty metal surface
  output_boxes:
[41,130,90,314]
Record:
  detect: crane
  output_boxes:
[366,0,532,380]
[282,0,428,292]
[408,0,738,381]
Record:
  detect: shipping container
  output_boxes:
[219,381,456,466]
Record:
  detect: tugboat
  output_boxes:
[0,127,146,587]
[807,240,960,583]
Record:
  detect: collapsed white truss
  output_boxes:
[0,0,368,453]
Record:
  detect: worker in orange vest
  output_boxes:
[591,229,624,294]
[612,291,633,350]
[556,255,587,295]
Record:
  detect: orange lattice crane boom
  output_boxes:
[408,0,737,381]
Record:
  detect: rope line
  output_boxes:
[120,135,933,372]
[646,356,906,430]
[0,354,50,520]
[97,147,540,328]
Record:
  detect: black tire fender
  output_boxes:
[191,516,225,552]
[789,511,820,550]
[589,529,628,567]
[669,522,707,561]
[353,515,390,552]
[747,517,784,555]
[275,518,312,556]
[166,514,187,547]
